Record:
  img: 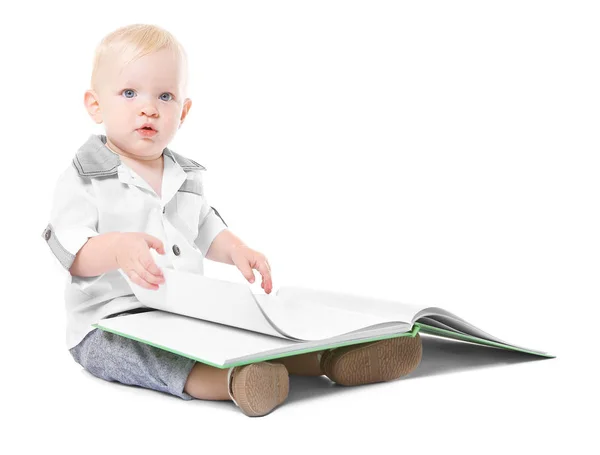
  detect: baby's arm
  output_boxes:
[206,229,273,294]
[70,232,122,277]
[204,229,245,265]
[192,172,272,292]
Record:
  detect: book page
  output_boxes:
[112,265,550,359]
[119,267,286,338]
[275,285,429,321]
[125,264,543,345]
[121,266,423,341]
[96,311,415,367]
[413,308,549,355]
[254,293,408,340]
[97,311,301,367]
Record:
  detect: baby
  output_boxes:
[42,24,422,417]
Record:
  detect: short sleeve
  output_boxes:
[41,165,99,271]
[193,174,228,256]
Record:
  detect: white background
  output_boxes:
[1,0,597,453]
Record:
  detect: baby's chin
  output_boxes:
[108,133,167,159]
[128,141,166,158]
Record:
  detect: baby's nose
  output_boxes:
[140,104,159,117]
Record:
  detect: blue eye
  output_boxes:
[160,93,173,101]
[122,89,135,98]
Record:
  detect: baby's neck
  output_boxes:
[120,153,164,171]
[104,140,163,170]
[120,154,164,198]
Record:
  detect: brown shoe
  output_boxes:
[320,334,422,386]
[227,362,290,417]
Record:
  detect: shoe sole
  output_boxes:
[322,334,423,386]
[231,362,289,417]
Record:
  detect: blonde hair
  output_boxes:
[90,24,188,95]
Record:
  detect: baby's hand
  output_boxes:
[115,232,166,291]
[231,245,273,294]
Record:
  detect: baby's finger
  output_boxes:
[144,234,166,255]
[255,260,272,293]
[139,251,165,279]
[237,259,255,283]
[128,269,159,291]
[134,259,165,286]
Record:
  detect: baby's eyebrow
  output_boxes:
[119,83,178,92]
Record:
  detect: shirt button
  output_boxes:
[44,229,51,240]
[172,245,180,256]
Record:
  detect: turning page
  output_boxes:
[118,265,414,341]
[119,267,284,338]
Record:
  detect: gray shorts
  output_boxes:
[69,310,197,400]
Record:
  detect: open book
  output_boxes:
[94,261,553,369]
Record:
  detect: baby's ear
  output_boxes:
[179,98,192,128]
[84,90,103,124]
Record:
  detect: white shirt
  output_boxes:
[42,134,228,349]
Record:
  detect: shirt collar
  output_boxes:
[72,134,206,178]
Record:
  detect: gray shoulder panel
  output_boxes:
[166,148,207,171]
[72,135,121,177]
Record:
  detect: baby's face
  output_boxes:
[85,47,191,161]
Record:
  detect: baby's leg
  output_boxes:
[70,326,198,401]
[184,363,230,400]
[183,349,327,400]
[183,351,324,398]
[269,350,327,376]
[71,319,287,416]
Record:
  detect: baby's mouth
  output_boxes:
[136,126,158,137]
